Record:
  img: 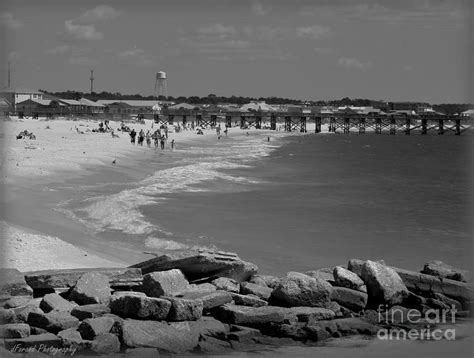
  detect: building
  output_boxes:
[15,98,66,117]
[0,97,13,115]
[388,102,431,114]
[96,100,173,113]
[0,87,44,107]
[239,101,277,112]
[461,109,474,118]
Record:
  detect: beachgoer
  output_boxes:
[171,139,175,150]
[138,129,145,146]
[267,136,270,142]
[146,130,151,147]
[130,129,137,144]
[160,136,165,150]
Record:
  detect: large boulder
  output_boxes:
[70,304,111,320]
[90,333,121,354]
[180,290,233,311]
[12,298,43,323]
[249,275,281,289]
[214,304,289,327]
[143,269,189,297]
[240,282,272,301]
[330,287,368,312]
[287,307,335,322]
[0,269,33,301]
[348,259,385,277]
[230,293,268,307]
[0,323,31,338]
[40,293,76,313]
[27,311,80,334]
[3,296,33,309]
[57,327,92,351]
[131,249,258,282]
[270,272,333,308]
[121,319,200,354]
[333,266,367,293]
[211,277,240,293]
[361,260,408,306]
[421,261,469,282]
[305,268,335,284]
[24,267,142,290]
[78,317,115,340]
[109,293,171,320]
[69,272,111,305]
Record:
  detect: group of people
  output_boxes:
[128,127,174,150]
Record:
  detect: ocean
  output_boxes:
[61,129,473,276]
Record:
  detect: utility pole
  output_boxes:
[90,70,94,94]
[7,61,11,88]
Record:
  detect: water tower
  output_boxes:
[154,71,168,99]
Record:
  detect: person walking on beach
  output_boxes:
[146,130,151,147]
[130,129,137,144]
[153,130,160,148]
[160,136,165,150]
[138,129,145,146]
[171,139,175,150]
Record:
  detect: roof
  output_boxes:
[59,99,82,105]
[96,100,171,107]
[16,98,52,106]
[168,102,199,110]
[239,101,277,112]
[0,86,42,94]
[79,98,104,107]
[0,97,12,108]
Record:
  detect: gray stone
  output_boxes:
[422,261,469,282]
[0,269,33,300]
[131,249,258,282]
[69,272,111,305]
[287,306,335,322]
[230,293,268,307]
[271,272,333,308]
[30,326,49,335]
[348,259,385,277]
[0,308,16,324]
[78,317,115,340]
[11,298,42,323]
[24,267,142,290]
[214,304,289,327]
[240,282,273,301]
[3,296,33,309]
[392,266,473,308]
[40,293,76,313]
[403,291,427,309]
[211,277,240,293]
[186,283,217,293]
[361,260,408,306]
[330,287,368,312]
[124,348,160,357]
[167,297,203,321]
[433,293,462,311]
[109,293,171,320]
[188,316,229,339]
[248,276,268,287]
[3,333,61,351]
[142,269,189,297]
[250,275,281,289]
[333,266,367,293]
[57,327,92,351]
[227,325,262,342]
[121,319,200,354]
[180,290,233,311]
[91,333,121,354]
[70,304,111,320]
[197,335,231,353]
[305,268,335,284]
[27,311,79,334]
[0,323,30,338]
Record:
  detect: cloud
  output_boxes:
[296,25,330,39]
[118,48,156,66]
[0,12,22,29]
[64,5,120,41]
[68,56,97,66]
[251,1,270,16]
[197,24,237,38]
[337,57,373,70]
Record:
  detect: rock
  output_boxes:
[361,260,408,306]
[109,293,171,320]
[30,326,49,335]
[57,327,82,342]
[330,287,368,312]
[91,333,120,354]
[0,308,16,324]
[24,267,142,290]
[125,348,160,357]
[266,321,308,340]
[197,335,231,353]
[180,290,233,311]
[333,266,367,293]
[422,261,468,282]
[305,317,378,341]
[40,293,76,313]
[143,269,190,297]
[121,319,200,354]
[167,297,203,321]
[392,266,473,308]
[57,327,92,351]
[348,258,385,277]
[3,296,32,309]
[240,282,273,301]
[403,291,427,309]
[78,317,115,340]
[69,272,111,305]
[4,333,61,351]
[211,277,240,293]
[250,275,281,289]
[0,269,33,300]
[305,268,335,284]
[70,304,111,320]
[131,249,258,282]
[0,323,31,338]
[230,293,268,307]
[214,304,289,327]
[11,298,42,323]
[433,293,462,311]
[227,325,262,342]
[426,298,450,310]
[325,301,344,317]
[287,306,335,322]
[27,311,79,334]
[270,272,333,308]
[187,283,217,293]
[188,316,229,339]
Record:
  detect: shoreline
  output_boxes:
[1,117,297,272]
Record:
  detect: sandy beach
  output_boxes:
[0,116,294,272]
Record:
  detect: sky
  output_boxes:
[0,0,472,103]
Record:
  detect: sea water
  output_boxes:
[64,130,473,275]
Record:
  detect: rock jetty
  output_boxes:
[1,249,472,356]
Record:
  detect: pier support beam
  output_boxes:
[390,117,396,135]
[375,118,381,134]
[421,119,427,134]
[256,116,262,129]
[182,115,187,127]
[329,117,335,132]
[226,115,232,128]
[211,115,217,127]
[359,118,365,134]
[240,116,246,128]
[196,114,202,127]
[405,118,411,135]
[455,119,461,135]
[270,114,277,130]
[438,119,444,135]
[344,118,350,134]
[315,116,321,133]
[284,116,291,132]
